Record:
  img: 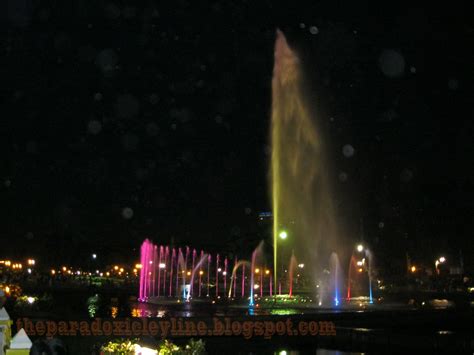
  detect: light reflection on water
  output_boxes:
[269,309,299,316]
[131,307,167,318]
[274,350,365,355]
[131,302,306,317]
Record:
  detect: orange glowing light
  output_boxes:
[411,266,416,273]
[358,268,363,273]
[255,268,260,274]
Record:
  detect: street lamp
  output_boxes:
[274,229,288,292]
[356,244,364,253]
[435,257,446,275]
[92,254,97,260]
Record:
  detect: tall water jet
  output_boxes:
[187,253,208,301]
[215,254,220,297]
[169,248,176,297]
[346,255,357,300]
[288,251,297,297]
[228,260,250,298]
[329,253,341,306]
[198,250,204,297]
[139,239,152,301]
[365,249,374,303]
[207,255,211,297]
[223,257,228,297]
[178,249,187,299]
[249,242,264,307]
[157,245,163,297]
[176,248,182,297]
[241,262,245,297]
[270,30,341,291]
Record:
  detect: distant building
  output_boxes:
[258,211,273,222]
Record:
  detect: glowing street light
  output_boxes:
[435,257,446,275]
[92,254,97,259]
[410,266,416,273]
[356,244,364,252]
[275,229,288,292]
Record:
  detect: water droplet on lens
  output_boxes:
[342,144,355,158]
[122,207,134,219]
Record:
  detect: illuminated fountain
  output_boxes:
[288,251,297,298]
[139,30,370,308]
[187,253,208,302]
[139,239,272,303]
[228,260,250,298]
[329,253,341,306]
[270,29,346,304]
[249,242,264,307]
[346,244,373,304]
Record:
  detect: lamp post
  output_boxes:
[435,257,446,275]
[274,229,288,294]
[352,243,373,303]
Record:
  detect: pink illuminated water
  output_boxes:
[139,239,273,302]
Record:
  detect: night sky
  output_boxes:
[1,1,473,272]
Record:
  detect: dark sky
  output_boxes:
[1,1,473,270]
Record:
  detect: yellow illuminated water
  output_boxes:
[271,30,340,289]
